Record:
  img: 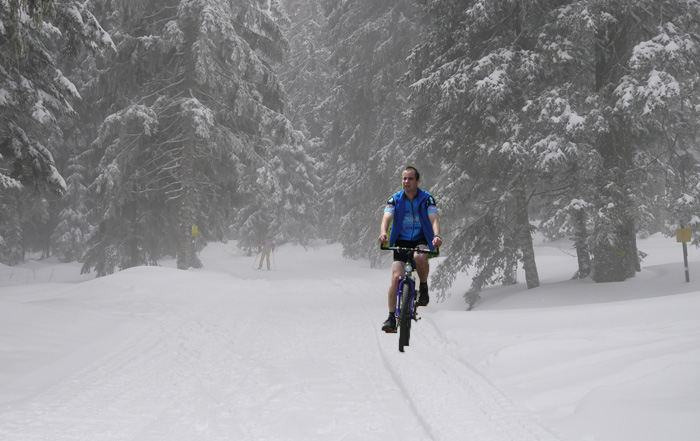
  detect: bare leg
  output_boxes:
[415,253,429,284]
[388,261,405,312]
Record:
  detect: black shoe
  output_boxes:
[418,283,429,306]
[381,314,397,333]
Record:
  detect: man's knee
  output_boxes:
[390,264,404,285]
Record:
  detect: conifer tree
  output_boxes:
[405,0,700,307]
[551,1,700,281]
[408,0,555,306]
[0,0,112,263]
[319,0,422,264]
[81,0,317,274]
[52,151,90,262]
[280,0,332,140]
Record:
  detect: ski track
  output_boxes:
[1,264,563,441]
[350,276,565,441]
[1,288,261,441]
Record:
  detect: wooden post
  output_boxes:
[676,228,691,282]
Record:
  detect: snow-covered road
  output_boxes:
[0,244,563,441]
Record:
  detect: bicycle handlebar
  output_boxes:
[380,244,440,256]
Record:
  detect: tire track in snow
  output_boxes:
[2,255,565,441]
[376,313,567,441]
[316,275,434,441]
[347,268,565,441]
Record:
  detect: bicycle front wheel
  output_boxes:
[398,282,412,352]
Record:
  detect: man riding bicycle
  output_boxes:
[378,166,442,333]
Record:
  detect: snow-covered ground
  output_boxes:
[1,234,699,441]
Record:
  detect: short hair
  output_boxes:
[403,166,420,181]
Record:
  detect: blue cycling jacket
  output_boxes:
[385,189,438,251]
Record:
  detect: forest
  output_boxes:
[2,0,700,307]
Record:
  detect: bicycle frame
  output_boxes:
[380,244,439,321]
[381,244,439,351]
[397,260,417,320]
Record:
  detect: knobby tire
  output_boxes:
[398,282,412,352]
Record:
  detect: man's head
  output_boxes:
[402,166,420,194]
[404,166,420,181]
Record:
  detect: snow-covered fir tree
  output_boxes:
[604,1,700,245]
[278,0,332,240]
[80,0,318,274]
[279,0,332,141]
[407,0,560,307]
[542,1,700,282]
[317,0,423,265]
[52,151,91,262]
[0,0,112,264]
[405,0,700,306]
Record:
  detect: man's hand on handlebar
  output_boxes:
[379,243,439,256]
[379,234,441,248]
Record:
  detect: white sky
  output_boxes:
[1,234,699,441]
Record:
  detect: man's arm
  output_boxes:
[379,211,393,243]
[429,212,442,248]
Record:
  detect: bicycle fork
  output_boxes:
[396,278,420,322]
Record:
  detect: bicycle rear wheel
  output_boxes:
[398,282,412,352]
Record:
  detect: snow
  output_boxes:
[0,88,11,106]
[55,70,81,99]
[565,111,584,132]
[476,68,507,90]
[1,234,699,441]
[31,100,51,124]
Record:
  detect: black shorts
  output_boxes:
[393,239,428,262]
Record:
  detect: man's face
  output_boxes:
[402,169,419,192]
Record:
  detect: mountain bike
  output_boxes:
[380,244,439,352]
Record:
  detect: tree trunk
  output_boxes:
[177,14,203,271]
[591,6,637,283]
[515,188,539,289]
[176,139,202,270]
[592,239,627,282]
[620,214,639,276]
[502,198,518,285]
[591,135,633,283]
[573,207,591,278]
[128,198,139,269]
